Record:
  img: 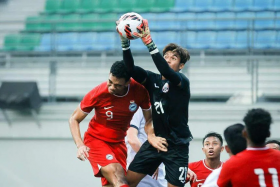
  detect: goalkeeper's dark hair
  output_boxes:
[110,60,130,82]
[163,43,190,64]
[266,140,280,146]
[202,132,223,146]
[224,123,247,155]
[243,108,272,145]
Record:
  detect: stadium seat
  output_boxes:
[251,0,274,11]
[44,0,61,14]
[80,14,99,31]
[94,0,118,13]
[193,0,213,11]
[233,0,253,11]
[94,32,116,51]
[133,0,155,12]
[114,0,136,13]
[253,31,276,49]
[171,0,193,12]
[56,14,80,32]
[57,33,79,51]
[209,0,233,11]
[154,13,179,31]
[274,0,280,11]
[182,31,196,49]
[3,34,21,51]
[140,13,157,30]
[196,13,216,30]
[275,31,280,48]
[97,13,118,31]
[25,16,43,32]
[76,32,98,51]
[254,11,275,30]
[177,13,196,30]
[150,0,174,12]
[216,12,235,30]
[153,31,180,50]
[191,31,216,49]
[130,37,146,50]
[276,12,280,29]
[231,31,249,49]
[235,12,255,30]
[77,0,100,13]
[214,31,236,49]
[58,0,79,14]
[36,33,52,51]
[41,14,62,32]
[16,34,41,51]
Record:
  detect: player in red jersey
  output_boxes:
[69,61,151,187]
[217,108,280,187]
[186,132,224,187]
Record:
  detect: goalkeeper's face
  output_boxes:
[163,51,185,72]
[107,73,130,96]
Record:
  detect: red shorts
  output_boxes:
[84,132,127,186]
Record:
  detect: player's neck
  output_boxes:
[204,158,221,170]
[247,139,266,148]
[162,76,166,80]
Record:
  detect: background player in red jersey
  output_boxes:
[186,132,224,187]
[69,61,151,187]
[217,108,280,187]
[266,140,280,150]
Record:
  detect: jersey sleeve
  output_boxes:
[80,86,100,114]
[203,168,221,187]
[177,72,190,91]
[138,85,151,110]
[217,161,233,187]
[130,108,144,130]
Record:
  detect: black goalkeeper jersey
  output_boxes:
[143,70,193,145]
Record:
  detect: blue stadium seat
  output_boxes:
[209,0,233,11]
[254,31,276,49]
[76,32,98,51]
[276,12,280,29]
[231,31,249,49]
[254,11,275,29]
[177,13,196,30]
[154,13,179,31]
[153,32,180,50]
[251,0,274,11]
[95,32,115,51]
[57,33,79,51]
[216,12,235,30]
[130,38,146,50]
[233,0,253,11]
[140,13,157,31]
[36,33,52,51]
[196,13,216,30]
[235,12,255,29]
[274,0,280,11]
[171,0,194,12]
[183,31,196,49]
[214,31,236,49]
[191,31,216,49]
[193,0,213,11]
[275,31,280,48]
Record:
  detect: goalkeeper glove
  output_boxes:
[116,20,130,50]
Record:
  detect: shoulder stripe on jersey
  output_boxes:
[130,124,139,130]
[79,103,90,114]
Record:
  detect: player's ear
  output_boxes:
[221,146,224,152]
[179,63,185,70]
[225,145,231,154]
[242,128,248,139]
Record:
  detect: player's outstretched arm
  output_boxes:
[69,106,90,161]
[142,109,168,152]
[127,127,142,153]
[134,19,182,86]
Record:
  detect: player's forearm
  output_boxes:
[69,118,84,148]
[144,118,155,137]
[128,139,142,153]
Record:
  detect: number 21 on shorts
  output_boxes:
[254,168,279,187]
[179,167,188,183]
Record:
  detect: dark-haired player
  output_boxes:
[203,123,247,187]
[69,61,151,187]
[217,108,280,187]
[186,132,224,187]
[266,140,280,150]
[117,19,192,187]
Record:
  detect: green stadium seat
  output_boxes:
[80,14,100,31]
[25,16,43,32]
[3,34,21,51]
[45,0,61,14]
[150,0,174,12]
[133,0,155,12]
[77,0,100,13]
[58,0,79,14]
[41,15,62,32]
[97,13,118,31]
[16,34,41,51]
[114,0,136,13]
[56,14,81,32]
[94,0,118,12]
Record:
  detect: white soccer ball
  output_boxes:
[117,12,143,40]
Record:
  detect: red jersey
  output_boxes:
[80,79,150,143]
[217,147,280,187]
[188,160,223,187]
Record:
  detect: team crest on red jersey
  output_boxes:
[129,100,137,112]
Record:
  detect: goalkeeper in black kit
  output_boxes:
[117,19,193,187]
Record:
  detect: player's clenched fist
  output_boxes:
[77,144,90,161]
[148,135,168,152]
